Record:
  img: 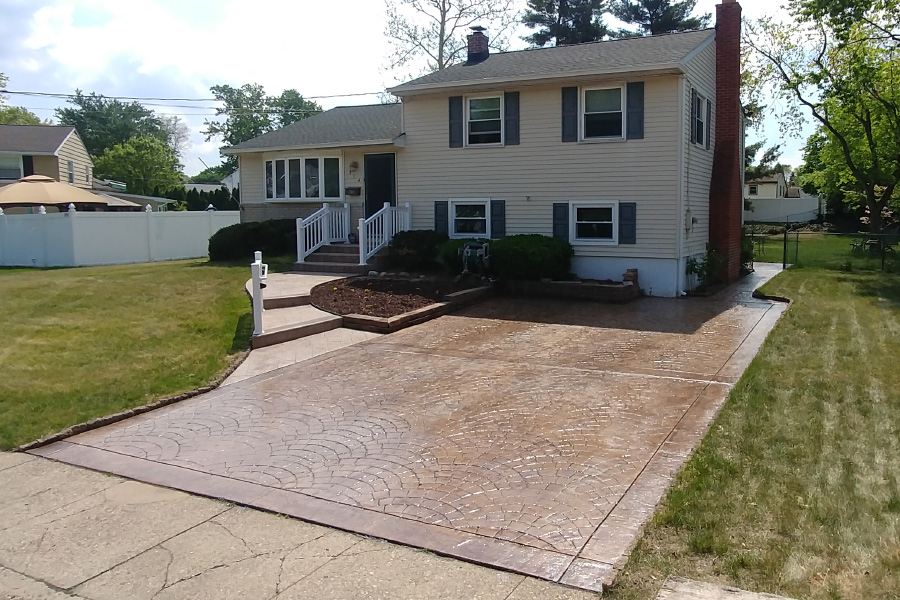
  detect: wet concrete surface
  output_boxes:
[32,265,786,591]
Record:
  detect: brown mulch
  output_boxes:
[311,276,477,318]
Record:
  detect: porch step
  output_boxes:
[251,305,343,349]
[320,243,360,255]
[293,244,389,275]
[305,252,361,264]
[293,261,372,275]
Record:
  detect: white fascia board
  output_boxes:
[388,64,684,97]
[223,139,396,155]
[679,34,716,69]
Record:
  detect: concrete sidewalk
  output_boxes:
[0,452,591,600]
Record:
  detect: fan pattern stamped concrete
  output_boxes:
[32,266,786,592]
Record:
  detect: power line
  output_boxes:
[2,89,387,102]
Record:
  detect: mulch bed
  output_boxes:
[311,276,479,318]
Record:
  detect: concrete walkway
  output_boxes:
[0,452,591,600]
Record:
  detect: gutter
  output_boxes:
[223,139,399,155]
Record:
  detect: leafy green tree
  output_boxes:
[269,89,321,128]
[521,0,609,47]
[745,0,900,231]
[610,0,710,37]
[189,163,232,183]
[93,136,183,196]
[0,73,45,125]
[55,91,170,157]
[384,0,519,73]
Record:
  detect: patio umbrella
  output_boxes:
[0,175,107,210]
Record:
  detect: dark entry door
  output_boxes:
[364,153,396,218]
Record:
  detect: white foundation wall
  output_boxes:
[0,210,239,267]
[571,256,680,297]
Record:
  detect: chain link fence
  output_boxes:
[745,221,899,272]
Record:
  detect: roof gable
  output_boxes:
[389,29,715,95]
[226,104,403,153]
[0,125,76,155]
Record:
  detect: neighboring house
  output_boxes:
[221,169,240,192]
[744,173,820,223]
[227,0,745,297]
[0,125,93,189]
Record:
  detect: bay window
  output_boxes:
[265,156,341,200]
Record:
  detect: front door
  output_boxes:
[364,153,396,218]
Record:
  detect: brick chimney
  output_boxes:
[708,0,742,282]
[467,26,489,65]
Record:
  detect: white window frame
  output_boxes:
[749,184,758,196]
[465,94,504,147]
[449,198,491,239]
[67,160,75,184]
[264,155,343,202]
[0,154,23,180]
[570,201,619,245]
[693,93,707,147]
[85,165,91,184]
[581,85,626,142]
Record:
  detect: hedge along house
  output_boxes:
[228,0,744,297]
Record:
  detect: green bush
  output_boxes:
[490,234,574,281]
[208,219,296,262]
[438,238,487,274]
[387,230,449,270]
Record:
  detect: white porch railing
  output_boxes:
[296,202,350,263]
[359,202,411,265]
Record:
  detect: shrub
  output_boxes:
[490,234,574,281]
[387,230,448,270]
[208,219,296,262]
[686,245,726,288]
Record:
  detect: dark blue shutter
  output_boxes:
[626,82,644,140]
[553,203,569,240]
[690,88,697,145]
[449,97,463,148]
[22,155,34,176]
[561,87,578,142]
[504,92,520,145]
[705,99,712,150]
[434,201,449,235]
[490,200,506,238]
[619,203,637,245]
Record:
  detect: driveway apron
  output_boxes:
[31,265,786,592]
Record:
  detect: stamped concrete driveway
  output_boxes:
[32,266,786,592]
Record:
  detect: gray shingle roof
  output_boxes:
[227,104,403,153]
[390,29,715,94]
[0,125,75,154]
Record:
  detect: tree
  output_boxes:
[744,0,900,232]
[202,84,322,171]
[0,73,45,125]
[384,0,519,74]
[745,144,789,181]
[521,0,609,47]
[610,0,710,37]
[55,91,169,157]
[189,163,232,183]
[159,115,191,158]
[93,136,183,196]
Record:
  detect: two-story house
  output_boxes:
[744,172,821,223]
[226,0,744,297]
[0,125,94,189]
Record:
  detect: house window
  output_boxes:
[67,160,75,184]
[467,96,502,145]
[0,155,22,180]
[450,199,490,238]
[749,185,758,196]
[85,165,91,184]
[694,93,706,146]
[265,157,341,200]
[583,87,624,140]
[571,203,617,243]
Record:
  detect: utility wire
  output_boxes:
[2,89,387,102]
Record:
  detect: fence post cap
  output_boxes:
[68,203,76,213]
[0,207,4,215]
[38,205,46,214]
[144,204,152,212]
[254,251,262,262]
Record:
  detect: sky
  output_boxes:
[0,0,806,176]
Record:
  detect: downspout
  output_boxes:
[676,74,687,295]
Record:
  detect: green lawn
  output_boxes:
[609,267,900,599]
[0,259,263,449]
[752,232,897,272]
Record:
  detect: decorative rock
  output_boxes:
[540,278,553,283]
[398,272,410,277]
[380,272,388,277]
[419,275,426,279]
[368,271,379,276]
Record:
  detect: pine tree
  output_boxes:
[521,0,610,47]
[610,0,710,37]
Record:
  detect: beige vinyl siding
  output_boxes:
[56,131,93,189]
[239,154,264,205]
[32,155,59,181]
[398,76,682,259]
[681,39,716,258]
[745,181,779,199]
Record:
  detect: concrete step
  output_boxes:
[319,244,360,255]
[305,252,360,265]
[293,261,371,275]
[251,305,343,349]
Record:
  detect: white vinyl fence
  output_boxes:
[744,196,821,223]
[0,206,240,267]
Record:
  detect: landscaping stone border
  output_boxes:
[499,279,641,303]
[16,349,252,453]
[341,286,492,333]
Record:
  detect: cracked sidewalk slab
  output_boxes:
[0,456,593,600]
